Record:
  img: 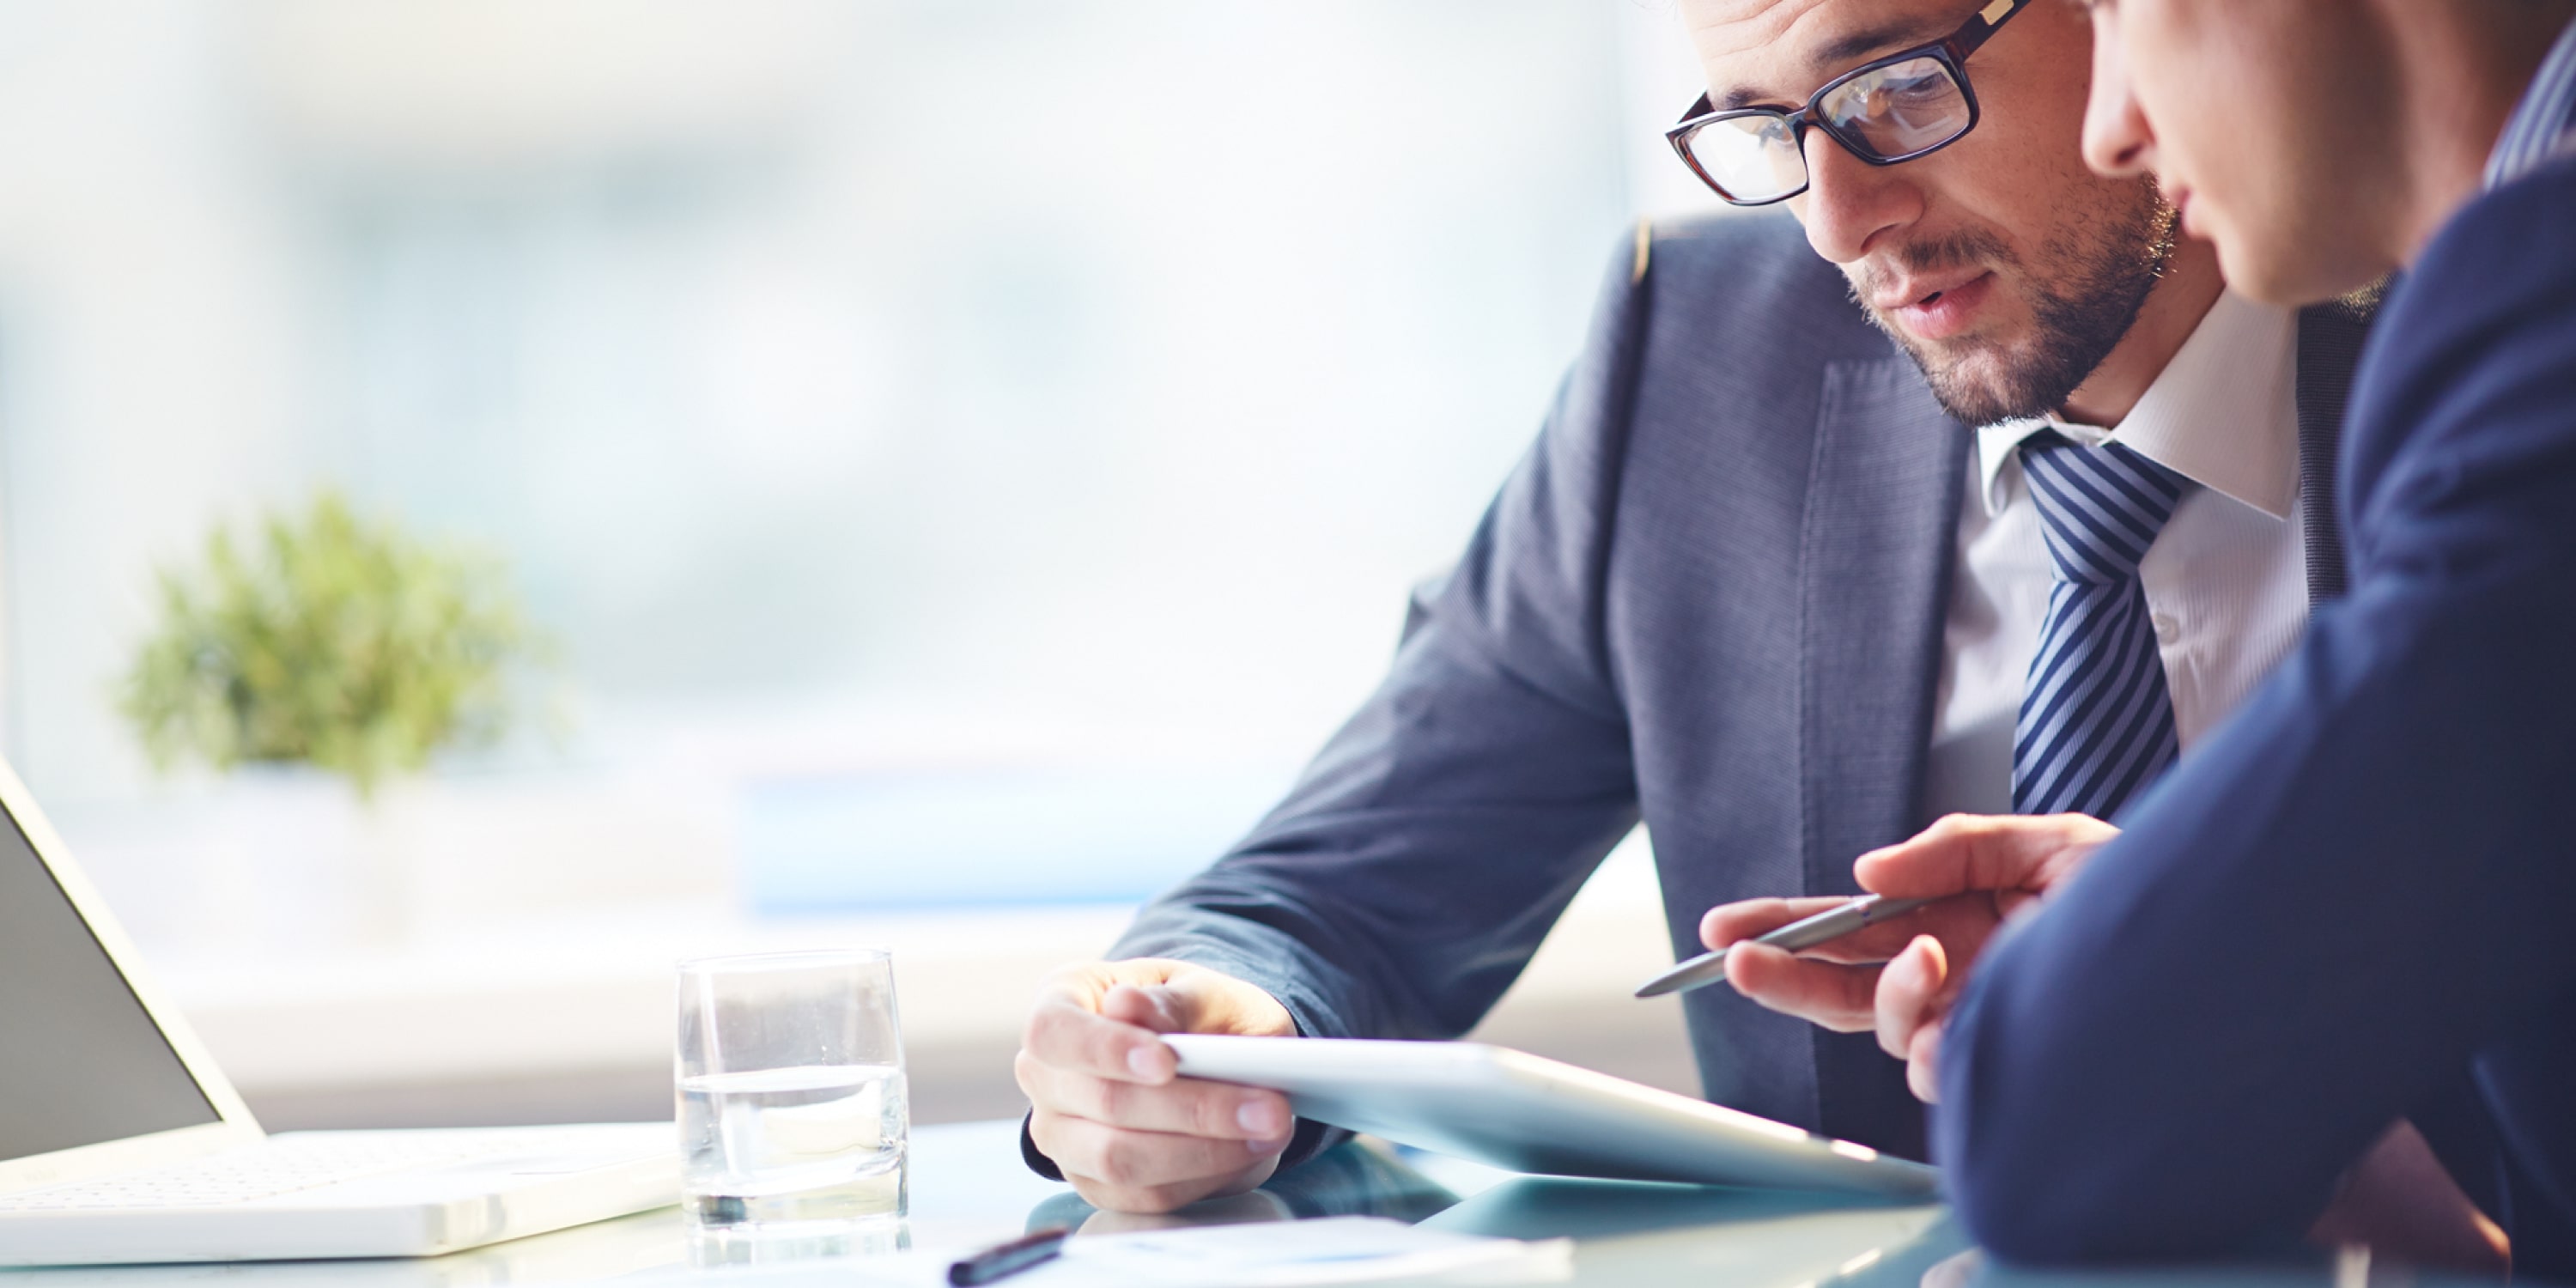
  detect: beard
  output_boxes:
[1852,179,2179,428]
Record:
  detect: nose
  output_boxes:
[2080,9,2154,178]
[1791,126,1922,265]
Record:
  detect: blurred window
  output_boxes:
[0,2,1659,923]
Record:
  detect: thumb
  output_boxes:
[1099,964,1295,1038]
[1102,969,1264,1036]
[1099,981,1194,1034]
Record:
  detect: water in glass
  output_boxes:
[677,947,907,1251]
[680,1062,908,1229]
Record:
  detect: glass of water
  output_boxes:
[677,949,908,1252]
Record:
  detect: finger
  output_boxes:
[1723,942,1883,1031]
[1905,1020,1943,1103]
[1854,813,2117,901]
[1699,896,1850,951]
[1016,1051,1292,1140]
[1031,1109,1291,1194]
[1024,993,1177,1084]
[1875,935,1948,1061]
[1701,896,1954,964]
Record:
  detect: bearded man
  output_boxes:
[1012,0,2378,1217]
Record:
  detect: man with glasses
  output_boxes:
[1012,0,2373,1214]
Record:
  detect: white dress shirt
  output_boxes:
[1920,291,2312,817]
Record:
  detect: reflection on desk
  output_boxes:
[1431,1174,1960,1287]
[1026,1131,1471,1237]
[0,1121,2515,1288]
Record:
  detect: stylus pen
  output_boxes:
[949,1225,1072,1285]
[1633,894,1936,999]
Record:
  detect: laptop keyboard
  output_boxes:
[0,1132,604,1211]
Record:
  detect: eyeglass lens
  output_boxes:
[1684,56,1971,203]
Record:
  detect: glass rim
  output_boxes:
[677,946,892,975]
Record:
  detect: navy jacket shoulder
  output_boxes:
[1936,157,2576,1273]
[2346,158,2576,567]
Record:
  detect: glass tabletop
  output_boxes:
[0,1120,2514,1288]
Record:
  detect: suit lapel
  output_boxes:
[2293,295,2381,605]
[1798,356,1968,883]
[1795,354,1965,1159]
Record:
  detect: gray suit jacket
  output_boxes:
[1089,210,2370,1171]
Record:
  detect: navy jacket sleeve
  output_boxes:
[1935,160,2576,1263]
[1105,234,1649,1049]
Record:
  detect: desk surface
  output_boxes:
[0,1121,2499,1288]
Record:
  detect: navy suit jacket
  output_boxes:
[1027,212,2371,1181]
[1938,160,2576,1274]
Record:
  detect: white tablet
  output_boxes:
[1163,1036,1939,1199]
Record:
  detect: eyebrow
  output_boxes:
[1712,16,1957,111]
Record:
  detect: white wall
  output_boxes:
[0,0,1734,1125]
[0,2,1696,814]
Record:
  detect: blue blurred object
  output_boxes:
[736,764,1293,911]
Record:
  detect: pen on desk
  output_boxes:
[1633,893,1936,999]
[948,1225,1071,1286]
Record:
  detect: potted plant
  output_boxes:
[119,491,551,942]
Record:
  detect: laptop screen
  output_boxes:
[0,806,219,1163]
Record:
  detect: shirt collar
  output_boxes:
[2487,14,2576,189]
[1974,290,2300,521]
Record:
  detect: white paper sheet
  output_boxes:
[616,1218,1571,1288]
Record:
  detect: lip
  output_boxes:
[1868,265,1987,313]
[1882,270,1996,343]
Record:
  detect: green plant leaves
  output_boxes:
[119,491,554,799]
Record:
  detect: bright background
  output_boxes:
[0,0,1729,1128]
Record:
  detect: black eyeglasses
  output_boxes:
[1667,0,2033,206]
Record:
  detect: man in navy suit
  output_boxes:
[1704,0,2576,1272]
[1012,0,2408,1218]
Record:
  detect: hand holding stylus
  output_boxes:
[1680,812,2116,1103]
[1634,893,1939,999]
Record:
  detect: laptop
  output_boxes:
[0,759,677,1267]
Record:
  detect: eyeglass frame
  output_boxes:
[1665,0,2034,207]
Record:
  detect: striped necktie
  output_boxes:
[2014,431,2193,818]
